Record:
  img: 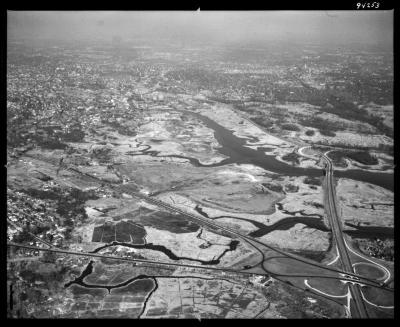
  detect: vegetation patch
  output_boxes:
[304,201,324,209]
[111,278,155,295]
[281,152,301,165]
[326,151,348,168]
[60,128,86,142]
[19,262,68,283]
[355,238,394,262]
[329,150,378,166]
[251,116,274,129]
[319,129,336,137]
[284,184,299,193]
[138,212,200,234]
[280,123,301,132]
[262,182,283,193]
[345,150,378,165]
[303,176,322,186]
[299,116,345,134]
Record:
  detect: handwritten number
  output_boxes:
[356,2,380,9]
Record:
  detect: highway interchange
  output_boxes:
[301,148,393,317]
[8,145,394,318]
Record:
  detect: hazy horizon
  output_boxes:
[8,11,393,49]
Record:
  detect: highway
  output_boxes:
[13,152,393,317]
[321,152,369,318]
[6,241,388,290]
[7,102,394,317]
[6,241,258,277]
[21,152,390,286]
[121,184,393,287]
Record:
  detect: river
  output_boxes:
[179,110,393,192]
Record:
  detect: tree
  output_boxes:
[42,251,56,263]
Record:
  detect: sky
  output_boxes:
[7,11,393,47]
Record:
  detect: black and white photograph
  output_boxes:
[6,9,394,319]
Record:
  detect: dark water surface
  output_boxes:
[89,240,239,266]
[128,109,393,241]
[180,110,393,191]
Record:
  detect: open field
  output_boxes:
[7,35,393,319]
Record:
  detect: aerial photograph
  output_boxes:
[6,10,394,319]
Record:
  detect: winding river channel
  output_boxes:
[64,108,393,303]
[186,110,393,239]
[129,108,393,191]
[131,109,393,240]
[182,110,393,192]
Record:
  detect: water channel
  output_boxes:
[64,108,393,297]
[130,109,393,241]
[181,110,393,192]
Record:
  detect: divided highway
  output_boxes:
[15,152,393,317]
[21,152,391,287]
[321,153,369,318]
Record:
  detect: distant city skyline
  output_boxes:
[8,11,393,48]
